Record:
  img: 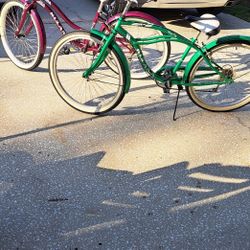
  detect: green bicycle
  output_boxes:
[49,0,250,119]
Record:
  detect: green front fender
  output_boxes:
[90,29,131,93]
[183,35,250,83]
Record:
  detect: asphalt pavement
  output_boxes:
[0,1,250,249]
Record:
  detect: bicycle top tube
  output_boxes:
[22,0,137,36]
[36,0,114,32]
[38,0,83,31]
[21,0,87,34]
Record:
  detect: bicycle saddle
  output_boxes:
[185,14,221,36]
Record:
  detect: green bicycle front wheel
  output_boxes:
[187,42,250,112]
[49,31,127,114]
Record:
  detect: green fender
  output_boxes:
[183,35,250,83]
[90,29,131,93]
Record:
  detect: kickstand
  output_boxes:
[173,89,181,121]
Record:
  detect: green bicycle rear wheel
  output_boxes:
[187,42,250,111]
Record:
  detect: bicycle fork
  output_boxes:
[83,13,122,79]
[82,32,116,79]
[15,1,36,37]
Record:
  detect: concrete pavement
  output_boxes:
[0,1,250,249]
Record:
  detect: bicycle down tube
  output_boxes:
[16,0,82,37]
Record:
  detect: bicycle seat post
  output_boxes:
[92,0,107,28]
[121,0,138,17]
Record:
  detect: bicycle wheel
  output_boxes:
[187,42,250,111]
[0,0,45,70]
[49,31,127,114]
[106,16,170,79]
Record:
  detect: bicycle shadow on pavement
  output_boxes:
[0,150,250,249]
[0,90,204,143]
[1,91,249,143]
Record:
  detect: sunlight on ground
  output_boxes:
[170,185,250,212]
[98,113,250,174]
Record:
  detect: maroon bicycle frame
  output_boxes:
[15,0,104,55]
[16,0,163,38]
[16,0,83,36]
[14,0,165,60]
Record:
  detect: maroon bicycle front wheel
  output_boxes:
[0,0,46,70]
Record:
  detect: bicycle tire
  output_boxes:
[49,31,127,114]
[0,0,46,70]
[105,16,170,79]
[186,41,250,112]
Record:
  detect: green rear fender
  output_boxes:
[183,35,250,83]
[90,29,131,93]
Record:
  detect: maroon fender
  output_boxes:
[101,10,164,31]
[31,9,46,55]
[19,0,46,55]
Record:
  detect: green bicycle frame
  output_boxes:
[84,16,250,91]
[115,19,233,87]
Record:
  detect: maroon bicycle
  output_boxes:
[0,0,170,78]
